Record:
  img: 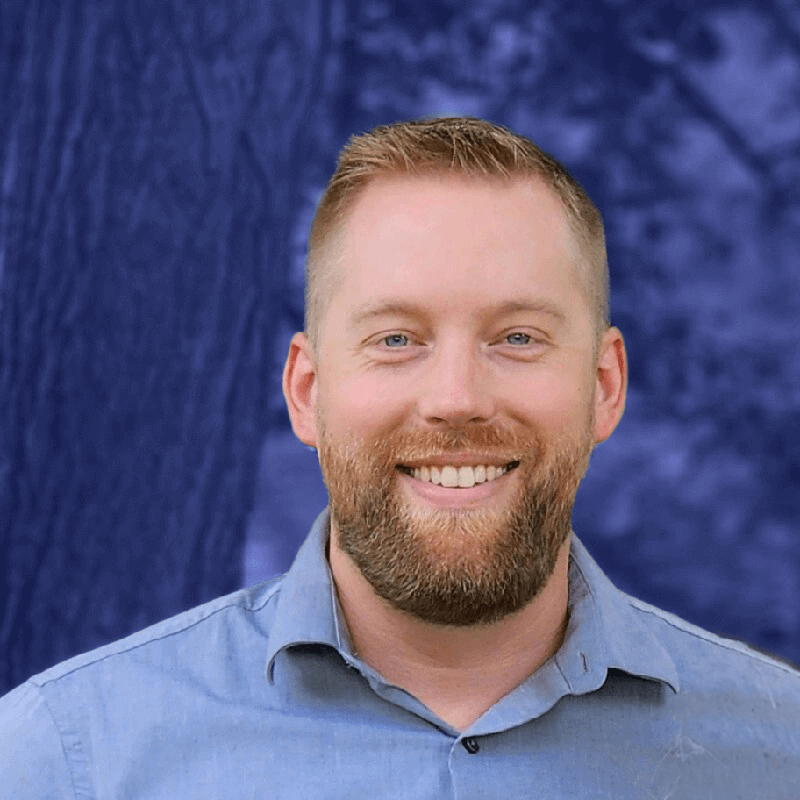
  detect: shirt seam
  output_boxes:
[34,682,87,800]
[33,581,283,689]
[553,653,573,692]
[628,598,800,677]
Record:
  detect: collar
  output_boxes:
[264,508,679,696]
[556,535,680,695]
[265,509,350,682]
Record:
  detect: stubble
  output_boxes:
[318,418,594,626]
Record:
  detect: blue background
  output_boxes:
[1,0,799,696]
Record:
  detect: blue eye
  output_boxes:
[383,334,409,347]
[506,332,532,345]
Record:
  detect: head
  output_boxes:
[284,117,627,627]
[305,116,610,360]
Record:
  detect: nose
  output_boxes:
[416,342,496,427]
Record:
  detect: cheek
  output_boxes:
[318,373,413,436]
[511,373,595,432]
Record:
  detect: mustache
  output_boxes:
[368,425,542,465]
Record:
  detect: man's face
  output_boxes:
[285,174,625,626]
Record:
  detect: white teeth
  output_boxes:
[410,463,511,487]
[440,466,459,487]
[457,466,475,488]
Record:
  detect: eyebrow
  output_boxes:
[349,298,568,327]
[350,301,426,327]
[491,299,567,325]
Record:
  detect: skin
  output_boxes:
[283,173,627,730]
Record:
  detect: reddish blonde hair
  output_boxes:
[305,117,609,354]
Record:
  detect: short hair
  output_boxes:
[304,116,609,355]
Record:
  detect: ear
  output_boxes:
[282,332,319,448]
[593,326,627,445]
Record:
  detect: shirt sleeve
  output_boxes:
[0,681,77,799]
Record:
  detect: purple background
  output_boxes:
[2,0,799,695]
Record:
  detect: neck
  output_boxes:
[328,526,571,732]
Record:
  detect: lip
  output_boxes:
[397,454,519,469]
[396,463,518,508]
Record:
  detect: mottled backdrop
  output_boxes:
[1,0,799,696]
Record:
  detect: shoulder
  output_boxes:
[30,575,285,691]
[0,577,286,798]
[627,593,800,700]
[0,575,286,732]
[570,535,800,698]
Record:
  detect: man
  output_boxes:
[1,117,798,797]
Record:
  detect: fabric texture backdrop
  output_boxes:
[1,0,799,696]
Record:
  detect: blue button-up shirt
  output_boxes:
[2,509,799,797]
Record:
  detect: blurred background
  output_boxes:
[2,0,800,696]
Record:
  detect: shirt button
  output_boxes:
[462,737,480,754]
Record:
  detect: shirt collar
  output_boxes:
[265,508,679,695]
[264,509,348,682]
[556,534,680,694]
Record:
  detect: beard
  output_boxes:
[318,415,595,627]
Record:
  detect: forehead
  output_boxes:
[332,174,585,325]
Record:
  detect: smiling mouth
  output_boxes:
[396,461,520,489]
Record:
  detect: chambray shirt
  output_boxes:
[2,509,799,798]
